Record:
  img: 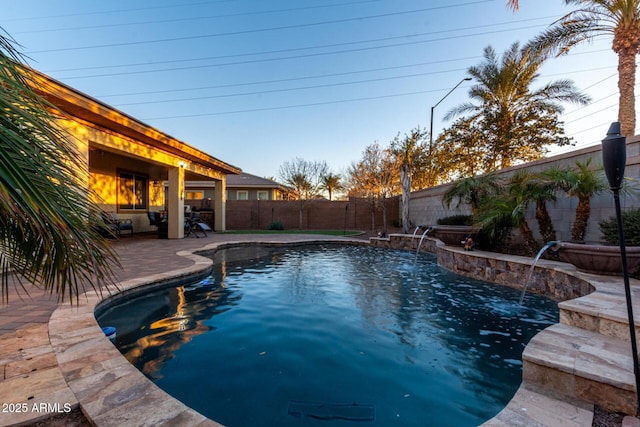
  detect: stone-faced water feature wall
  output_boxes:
[371,233,640,419]
[370,234,594,301]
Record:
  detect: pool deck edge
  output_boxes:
[0,235,363,427]
[1,233,632,426]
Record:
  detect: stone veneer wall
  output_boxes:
[409,136,640,243]
[370,234,594,302]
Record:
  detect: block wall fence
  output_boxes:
[408,136,640,243]
[201,137,639,237]
[224,196,400,231]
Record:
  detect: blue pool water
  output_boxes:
[97,245,558,426]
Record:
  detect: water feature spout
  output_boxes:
[412,225,425,238]
[518,241,559,305]
[415,226,433,260]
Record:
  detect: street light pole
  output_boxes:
[429,77,472,151]
[602,121,640,415]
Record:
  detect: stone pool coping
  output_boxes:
[1,233,635,426]
[1,236,366,427]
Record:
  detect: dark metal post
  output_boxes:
[602,121,640,415]
[344,204,349,236]
[428,77,472,151]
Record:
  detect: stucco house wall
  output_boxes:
[29,67,240,237]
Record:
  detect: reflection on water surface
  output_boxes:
[98,245,558,427]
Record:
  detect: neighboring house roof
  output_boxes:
[187,172,291,192]
[26,66,241,176]
[227,172,289,190]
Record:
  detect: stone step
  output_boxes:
[558,277,640,341]
[522,322,637,414]
[482,383,593,426]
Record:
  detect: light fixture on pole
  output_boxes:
[429,77,472,150]
[602,121,640,415]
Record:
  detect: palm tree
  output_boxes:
[524,0,640,138]
[283,172,312,229]
[446,42,589,170]
[390,127,428,233]
[442,172,503,215]
[546,159,607,241]
[320,173,343,201]
[507,171,543,254]
[287,173,312,200]
[473,171,541,256]
[0,29,118,303]
[525,170,562,244]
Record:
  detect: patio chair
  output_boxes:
[103,213,133,237]
[184,211,212,238]
[149,211,169,238]
[147,211,162,227]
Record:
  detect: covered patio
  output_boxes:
[29,68,240,238]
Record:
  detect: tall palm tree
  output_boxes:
[0,29,118,303]
[523,0,640,138]
[446,42,590,170]
[320,173,343,201]
[390,127,428,233]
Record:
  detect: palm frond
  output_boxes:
[0,28,120,304]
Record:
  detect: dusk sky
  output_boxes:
[4,0,622,179]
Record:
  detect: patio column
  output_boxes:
[214,175,226,231]
[167,166,185,239]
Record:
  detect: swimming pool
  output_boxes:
[97,244,558,426]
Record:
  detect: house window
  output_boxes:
[186,191,204,200]
[237,190,249,200]
[257,191,269,200]
[118,171,148,211]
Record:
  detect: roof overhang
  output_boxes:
[25,67,241,176]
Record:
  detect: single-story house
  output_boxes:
[28,67,241,238]
[181,172,291,210]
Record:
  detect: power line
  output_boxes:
[110,63,616,107]
[13,1,382,35]
[97,56,481,98]
[113,68,470,107]
[4,0,236,22]
[27,0,495,54]
[562,91,618,119]
[56,23,549,80]
[135,73,625,134]
[48,15,559,74]
[139,76,626,122]
[141,88,454,121]
[92,48,610,100]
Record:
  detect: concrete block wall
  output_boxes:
[225,196,400,231]
[408,136,640,243]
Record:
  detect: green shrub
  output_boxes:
[599,208,640,246]
[269,221,285,231]
[437,215,473,226]
[476,216,513,252]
